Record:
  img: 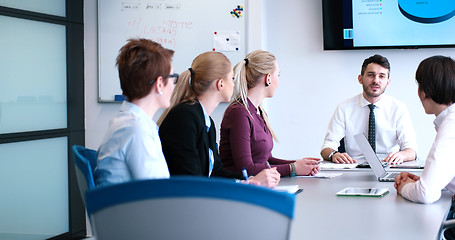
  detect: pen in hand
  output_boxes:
[242,168,249,180]
[266,162,271,169]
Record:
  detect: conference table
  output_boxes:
[279,166,453,240]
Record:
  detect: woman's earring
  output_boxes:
[265,82,270,87]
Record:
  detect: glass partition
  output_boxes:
[0,15,67,134]
[0,137,69,239]
[0,0,65,17]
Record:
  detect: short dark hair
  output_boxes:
[416,55,455,105]
[361,54,391,78]
[116,38,174,101]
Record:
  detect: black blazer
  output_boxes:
[159,101,242,179]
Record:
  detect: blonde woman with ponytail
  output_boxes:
[219,50,320,177]
[158,51,280,188]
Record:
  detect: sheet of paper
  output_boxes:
[297,172,343,178]
[212,31,240,51]
[273,185,300,194]
[320,163,358,170]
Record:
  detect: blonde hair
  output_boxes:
[232,50,278,141]
[157,51,232,125]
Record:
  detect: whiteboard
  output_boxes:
[98,0,247,102]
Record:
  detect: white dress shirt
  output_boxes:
[322,94,417,158]
[401,103,455,203]
[94,101,170,187]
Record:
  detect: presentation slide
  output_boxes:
[347,0,455,47]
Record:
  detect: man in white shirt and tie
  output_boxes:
[320,54,417,165]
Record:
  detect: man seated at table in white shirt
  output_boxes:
[320,54,417,165]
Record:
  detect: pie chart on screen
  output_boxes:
[398,0,455,23]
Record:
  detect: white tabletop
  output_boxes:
[280,170,452,240]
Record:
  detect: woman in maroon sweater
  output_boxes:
[158,51,280,187]
[219,50,320,177]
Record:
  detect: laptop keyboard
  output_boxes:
[387,172,399,179]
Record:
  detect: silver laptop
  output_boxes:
[354,133,399,182]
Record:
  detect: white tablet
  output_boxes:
[336,187,389,197]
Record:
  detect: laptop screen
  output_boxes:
[354,133,387,178]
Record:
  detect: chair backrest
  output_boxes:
[72,145,97,205]
[438,218,455,240]
[85,176,296,240]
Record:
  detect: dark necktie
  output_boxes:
[368,104,376,152]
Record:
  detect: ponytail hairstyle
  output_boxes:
[157,51,232,125]
[232,50,278,141]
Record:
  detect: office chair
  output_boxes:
[72,145,97,205]
[85,176,296,240]
[439,218,455,240]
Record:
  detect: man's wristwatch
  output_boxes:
[290,162,297,177]
[328,150,338,161]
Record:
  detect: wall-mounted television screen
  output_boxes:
[322,0,455,50]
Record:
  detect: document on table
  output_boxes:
[320,163,358,170]
[296,172,343,178]
[273,185,301,194]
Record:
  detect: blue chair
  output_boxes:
[85,176,296,240]
[72,145,97,205]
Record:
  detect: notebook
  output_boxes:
[354,133,399,182]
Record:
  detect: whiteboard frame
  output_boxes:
[97,0,248,103]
